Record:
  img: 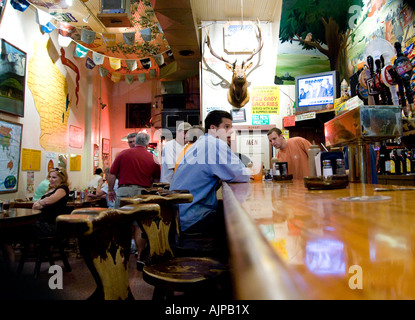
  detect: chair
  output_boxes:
[10,201,71,278]
[17,227,72,278]
[120,192,229,300]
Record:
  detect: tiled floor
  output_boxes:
[0,246,155,300]
[0,243,232,301]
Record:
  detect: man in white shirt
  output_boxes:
[87,168,104,189]
[160,122,192,183]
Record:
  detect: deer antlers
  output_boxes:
[205,22,263,108]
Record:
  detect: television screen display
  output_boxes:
[295,71,338,114]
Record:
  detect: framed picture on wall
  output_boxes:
[0,0,6,25]
[0,119,23,193]
[0,39,27,117]
[126,103,151,128]
[102,138,110,154]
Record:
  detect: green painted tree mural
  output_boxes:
[279,0,363,81]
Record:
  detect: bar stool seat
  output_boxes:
[120,192,230,300]
[56,204,160,300]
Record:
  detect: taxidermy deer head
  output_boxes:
[206,23,263,108]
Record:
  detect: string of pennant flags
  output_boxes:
[10,0,176,84]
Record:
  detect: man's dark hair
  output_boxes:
[94,168,103,175]
[205,110,232,129]
[267,127,282,136]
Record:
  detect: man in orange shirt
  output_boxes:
[267,128,311,180]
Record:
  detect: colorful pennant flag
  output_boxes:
[92,52,105,65]
[153,54,164,66]
[58,34,72,47]
[35,8,52,25]
[111,73,122,83]
[140,58,151,69]
[102,33,116,47]
[99,66,109,77]
[41,22,56,33]
[81,29,96,44]
[125,74,135,84]
[109,57,121,70]
[123,32,136,45]
[126,59,137,71]
[140,28,152,41]
[149,69,157,79]
[59,22,76,38]
[10,0,30,12]
[137,73,146,83]
[85,57,96,69]
[74,44,88,58]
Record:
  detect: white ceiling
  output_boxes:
[154,0,282,81]
[32,0,282,82]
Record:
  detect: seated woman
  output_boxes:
[32,167,70,237]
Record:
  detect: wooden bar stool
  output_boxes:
[56,204,160,300]
[120,192,229,300]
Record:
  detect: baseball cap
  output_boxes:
[177,122,192,132]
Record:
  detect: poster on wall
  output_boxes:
[0,39,26,117]
[0,119,22,193]
[45,152,57,174]
[0,0,6,25]
[69,154,81,171]
[21,148,41,171]
[102,138,110,154]
[251,86,279,114]
[69,125,83,148]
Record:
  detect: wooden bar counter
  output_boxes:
[222,180,415,299]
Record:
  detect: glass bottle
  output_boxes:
[335,158,346,175]
[322,160,333,178]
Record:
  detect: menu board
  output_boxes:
[21,148,41,171]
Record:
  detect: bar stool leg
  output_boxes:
[77,224,134,300]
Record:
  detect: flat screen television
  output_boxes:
[295,70,339,114]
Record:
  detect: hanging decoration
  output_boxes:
[11,0,177,83]
[92,52,105,65]
[80,29,96,44]
[126,59,138,71]
[10,0,30,12]
[60,48,80,105]
[85,57,95,69]
[125,74,135,84]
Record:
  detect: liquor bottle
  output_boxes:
[411,149,415,173]
[390,151,396,174]
[401,149,410,174]
[378,144,388,174]
[392,149,402,174]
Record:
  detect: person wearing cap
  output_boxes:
[171,111,251,253]
[160,121,192,183]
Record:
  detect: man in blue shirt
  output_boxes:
[171,110,251,239]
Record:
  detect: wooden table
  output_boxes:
[0,208,41,229]
[222,180,415,299]
[10,198,100,210]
